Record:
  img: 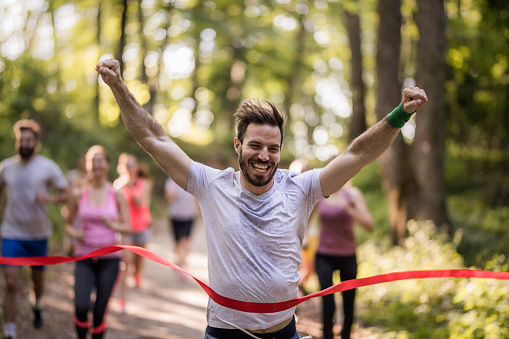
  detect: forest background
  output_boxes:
[0,0,508,337]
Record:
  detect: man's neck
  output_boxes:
[239,175,274,196]
[19,153,37,164]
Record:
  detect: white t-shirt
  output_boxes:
[164,178,198,221]
[0,155,67,240]
[187,161,323,330]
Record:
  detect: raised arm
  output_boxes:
[95,59,191,189]
[320,86,428,197]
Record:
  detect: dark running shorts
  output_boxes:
[170,219,194,241]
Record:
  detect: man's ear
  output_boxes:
[234,137,241,155]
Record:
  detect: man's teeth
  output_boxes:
[252,163,268,172]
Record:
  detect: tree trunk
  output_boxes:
[95,1,102,122]
[345,9,367,142]
[142,2,174,117]
[413,0,449,229]
[137,0,148,84]
[212,45,247,166]
[190,29,202,115]
[136,0,157,115]
[208,44,246,165]
[224,46,246,122]
[189,1,205,116]
[116,0,129,74]
[283,14,306,117]
[376,0,415,245]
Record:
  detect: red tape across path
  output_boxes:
[2,245,509,314]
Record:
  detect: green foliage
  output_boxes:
[356,221,509,338]
[449,194,509,267]
[48,203,66,249]
[446,141,509,205]
[444,0,509,210]
[446,1,509,152]
[448,255,509,338]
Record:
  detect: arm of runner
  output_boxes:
[129,178,153,207]
[320,87,428,197]
[95,59,192,189]
[64,190,84,241]
[140,178,153,206]
[35,186,69,205]
[344,187,374,233]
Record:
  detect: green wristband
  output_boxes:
[386,102,416,128]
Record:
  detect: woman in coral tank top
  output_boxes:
[114,153,153,311]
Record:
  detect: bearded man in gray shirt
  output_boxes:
[0,119,68,339]
[96,58,427,339]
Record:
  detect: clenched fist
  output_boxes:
[402,87,428,113]
[95,59,122,88]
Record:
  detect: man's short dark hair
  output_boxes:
[13,119,41,140]
[234,98,286,146]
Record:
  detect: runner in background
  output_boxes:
[114,153,152,312]
[65,145,130,339]
[164,177,200,282]
[311,175,374,339]
[66,154,88,189]
[0,119,68,339]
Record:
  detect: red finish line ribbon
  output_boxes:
[2,245,509,313]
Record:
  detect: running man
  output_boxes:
[96,58,427,339]
[0,119,68,339]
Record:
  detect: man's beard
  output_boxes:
[18,147,35,159]
[239,149,278,187]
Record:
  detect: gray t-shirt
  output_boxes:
[187,161,323,330]
[0,155,67,240]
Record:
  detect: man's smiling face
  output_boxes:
[235,123,281,195]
